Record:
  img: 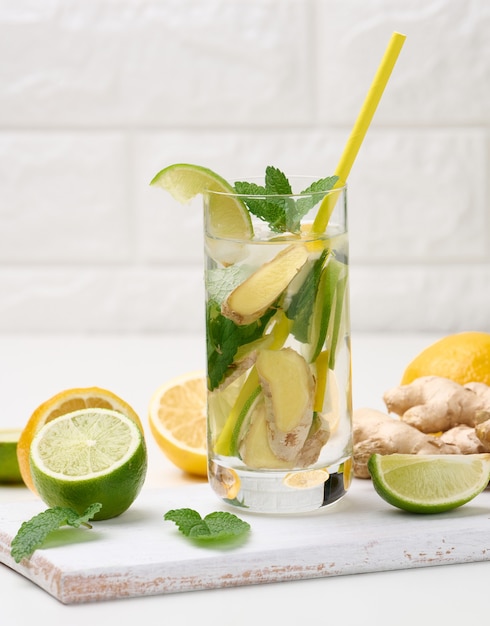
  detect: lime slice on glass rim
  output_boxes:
[30,408,147,520]
[368,453,490,514]
[150,163,253,240]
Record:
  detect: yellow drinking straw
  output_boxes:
[313,31,407,233]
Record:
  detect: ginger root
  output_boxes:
[383,375,490,433]
[353,407,457,478]
[353,376,490,478]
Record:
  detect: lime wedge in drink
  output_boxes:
[150,163,253,240]
[30,408,147,520]
[368,453,490,514]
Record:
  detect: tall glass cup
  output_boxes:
[204,177,352,514]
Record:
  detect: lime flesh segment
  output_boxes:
[30,409,147,520]
[0,429,24,484]
[368,453,490,514]
[150,163,253,240]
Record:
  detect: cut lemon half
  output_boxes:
[18,387,143,493]
[148,370,207,477]
[30,408,147,520]
[150,163,253,240]
[368,453,490,514]
[0,429,24,484]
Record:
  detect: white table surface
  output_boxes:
[1,331,488,624]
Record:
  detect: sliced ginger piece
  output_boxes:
[295,413,330,467]
[238,397,295,469]
[221,244,309,325]
[239,400,329,469]
[255,347,314,462]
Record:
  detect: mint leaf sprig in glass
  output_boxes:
[234,166,338,234]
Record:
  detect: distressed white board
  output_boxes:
[1,479,490,604]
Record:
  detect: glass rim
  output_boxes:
[203,176,347,199]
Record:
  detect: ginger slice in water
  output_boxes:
[238,396,330,469]
[255,347,315,462]
[221,244,309,325]
[238,397,295,470]
[296,413,330,467]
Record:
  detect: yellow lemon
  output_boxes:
[401,332,490,386]
[148,371,207,477]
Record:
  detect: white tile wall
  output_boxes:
[0,0,488,333]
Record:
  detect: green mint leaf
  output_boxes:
[287,249,330,342]
[264,165,292,194]
[234,168,339,234]
[10,503,102,563]
[234,180,286,233]
[200,511,250,539]
[206,299,276,390]
[206,300,240,389]
[301,175,339,195]
[206,266,246,304]
[234,166,292,233]
[233,180,266,196]
[164,508,250,543]
[163,508,209,536]
[291,175,340,231]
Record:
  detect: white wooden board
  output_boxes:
[1,479,490,604]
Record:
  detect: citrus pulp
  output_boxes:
[30,408,147,520]
[148,371,207,477]
[17,386,143,493]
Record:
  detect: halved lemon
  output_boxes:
[148,371,208,477]
[17,387,143,493]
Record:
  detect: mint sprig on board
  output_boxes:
[234,166,338,233]
[10,503,102,563]
[164,508,250,543]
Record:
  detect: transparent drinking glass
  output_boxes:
[203,177,352,514]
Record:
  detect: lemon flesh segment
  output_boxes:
[0,429,24,484]
[148,371,207,477]
[30,408,147,520]
[368,453,490,514]
[150,163,253,240]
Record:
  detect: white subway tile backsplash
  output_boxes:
[348,128,488,262]
[0,132,131,263]
[0,267,205,333]
[0,0,488,333]
[316,0,490,125]
[351,264,490,333]
[0,0,313,127]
